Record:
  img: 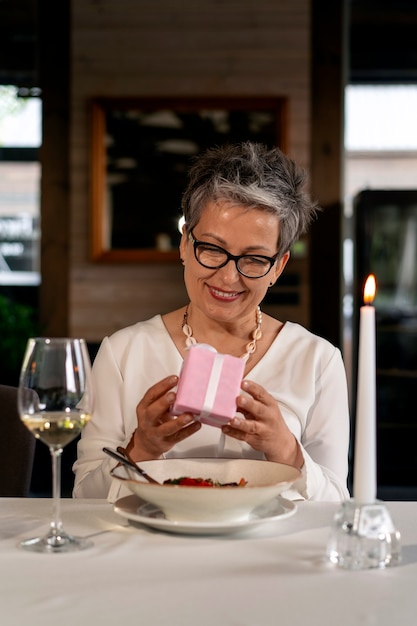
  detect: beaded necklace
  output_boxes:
[181,304,263,363]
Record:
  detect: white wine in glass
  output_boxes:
[18,337,95,553]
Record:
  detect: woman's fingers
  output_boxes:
[134,375,203,456]
[160,417,202,444]
[136,375,178,423]
[140,375,178,406]
[236,379,274,421]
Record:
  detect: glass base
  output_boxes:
[327,499,402,570]
[20,530,93,554]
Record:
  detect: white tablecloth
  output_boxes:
[0,498,416,625]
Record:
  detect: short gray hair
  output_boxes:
[181,142,319,257]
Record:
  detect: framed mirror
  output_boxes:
[90,96,287,262]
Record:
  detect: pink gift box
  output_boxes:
[172,344,245,428]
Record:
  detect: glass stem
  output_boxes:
[50,447,64,538]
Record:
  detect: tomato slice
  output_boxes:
[178,477,214,487]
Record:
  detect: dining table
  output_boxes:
[0,496,416,626]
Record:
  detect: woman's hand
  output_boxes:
[126,375,201,461]
[222,379,304,469]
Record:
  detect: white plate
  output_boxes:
[111,458,301,524]
[113,494,297,535]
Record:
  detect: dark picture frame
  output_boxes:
[90,96,287,262]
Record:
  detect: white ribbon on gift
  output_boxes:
[199,352,224,420]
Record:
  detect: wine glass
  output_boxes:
[18,337,95,553]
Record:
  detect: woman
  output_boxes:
[73,141,350,502]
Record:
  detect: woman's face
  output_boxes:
[180,200,289,325]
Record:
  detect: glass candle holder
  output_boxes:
[327,499,402,570]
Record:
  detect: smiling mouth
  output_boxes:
[209,286,241,299]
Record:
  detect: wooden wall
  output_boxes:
[42,0,314,343]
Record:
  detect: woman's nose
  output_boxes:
[216,258,241,283]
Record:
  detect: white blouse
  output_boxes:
[73,315,351,502]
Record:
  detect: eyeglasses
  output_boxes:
[189,230,279,279]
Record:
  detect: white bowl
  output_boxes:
[111,458,301,522]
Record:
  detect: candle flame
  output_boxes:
[364,274,376,304]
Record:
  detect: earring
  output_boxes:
[269,282,273,287]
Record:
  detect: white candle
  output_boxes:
[353,274,377,502]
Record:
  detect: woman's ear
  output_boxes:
[270,250,290,286]
[179,226,188,262]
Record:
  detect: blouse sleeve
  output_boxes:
[290,347,351,501]
[72,337,136,499]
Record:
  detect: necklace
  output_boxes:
[181,304,263,363]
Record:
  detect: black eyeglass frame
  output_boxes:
[188,230,279,279]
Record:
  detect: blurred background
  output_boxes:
[0,0,416,498]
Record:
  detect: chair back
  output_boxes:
[0,384,35,496]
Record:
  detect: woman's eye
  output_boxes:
[246,256,267,266]
[202,245,223,255]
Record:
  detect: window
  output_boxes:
[343,84,417,399]
[0,85,41,285]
